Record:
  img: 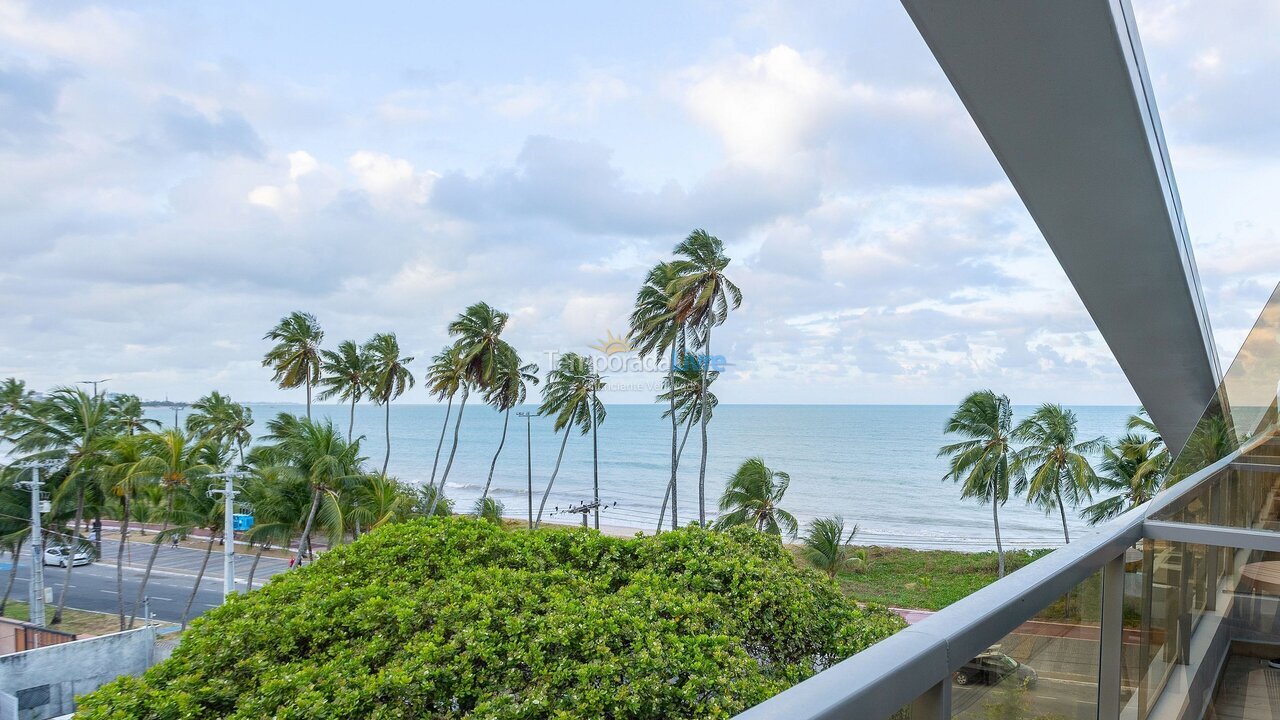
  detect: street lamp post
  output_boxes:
[517,411,534,529]
[173,403,186,429]
[77,378,110,397]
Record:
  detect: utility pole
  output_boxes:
[173,403,186,429]
[590,385,600,530]
[517,411,533,529]
[208,471,248,599]
[16,460,57,627]
[77,378,110,396]
[564,499,614,529]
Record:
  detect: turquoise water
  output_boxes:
[147,403,1138,550]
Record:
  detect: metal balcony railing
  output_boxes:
[734,432,1280,720]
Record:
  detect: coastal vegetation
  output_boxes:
[75,519,906,719]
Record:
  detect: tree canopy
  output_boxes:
[78,518,903,719]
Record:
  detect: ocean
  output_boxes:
[146,403,1139,551]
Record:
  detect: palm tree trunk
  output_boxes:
[348,396,357,443]
[657,414,698,533]
[481,408,511,500]
[439,386,469,487]
[296,488,323,565]
[53,487,85,624]
[668,345,679,531]
[129,493,173,629]
[116,495,128,630]
[1056,485,1070,544]
[428,395,454,488]
[180,534,216,630]
[381,400,392,476]
[993,490,1005,578]
[591,389,599,531]
[306,377,312,420]
[698,320,712,526]
[246,545,265,591]
[0,538,24,616]
[534,426,573,528]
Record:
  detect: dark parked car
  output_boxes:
[953,650,1037,688]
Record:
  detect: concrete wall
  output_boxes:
[0,628,153,720]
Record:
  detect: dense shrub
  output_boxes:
[78,518,903,719]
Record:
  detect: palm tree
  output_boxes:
[176,474,225,630]
[186,391,254,466]
[318,340,372,443]
[424,345,466,490]
[939,391,1019,578]
[127,428,216,628]
[1013,404,1103,544]
[803,515,863,579]
[363,333,415,476]
[111,394,161,436]
[630,261,687,531]
[262,311,324,419]
[668,230,741,526]
[4,387,121,624]
[258,414,362,565]
[439,303,515,490]
[714,457,798,537]
[241,465,308,590]
[0,377,35,422]
[339,473,411,538]
[480,352,539,501]
[473,496,505,523]
[1083,432,1169,524]
[99,434,153,629]
[0,478,29,616]
[654,364,718,533]
[534,353,604,528]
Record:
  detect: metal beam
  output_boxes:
[900,0,1219,454]
[1144,520,1280,553]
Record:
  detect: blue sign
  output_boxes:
[232,514,255,531]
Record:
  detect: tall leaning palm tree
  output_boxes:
[480,352,539,501]
[440,302,515,490]
[262,311,324,419]
[714,457,798,537]
[654,365,718,533]
[363,333,415,477]
[128,428,215,628]
[424,345,466,490]
[534,353,604,528]
[258,414,362,565]
[318,340,372,443]
[630,261,686,531]
[668,230,741,526]
[939,390,1019,578]
[1013,404,1103,544]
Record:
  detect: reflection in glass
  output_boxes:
[951,572,1100,719]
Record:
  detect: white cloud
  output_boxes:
[348,150,437,208]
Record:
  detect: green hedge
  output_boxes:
[78,519,904,719]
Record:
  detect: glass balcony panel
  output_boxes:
[951,571,1101,720]
[1121,540,1181,719]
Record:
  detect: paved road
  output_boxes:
[3,539,290,625]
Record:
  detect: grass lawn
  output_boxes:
[3,601,174,637]
[825,546,1053,611]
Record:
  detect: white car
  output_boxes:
[43,546,93,567]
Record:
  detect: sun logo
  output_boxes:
[590,329,633,356]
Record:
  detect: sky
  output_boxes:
[1,0,1278,406]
